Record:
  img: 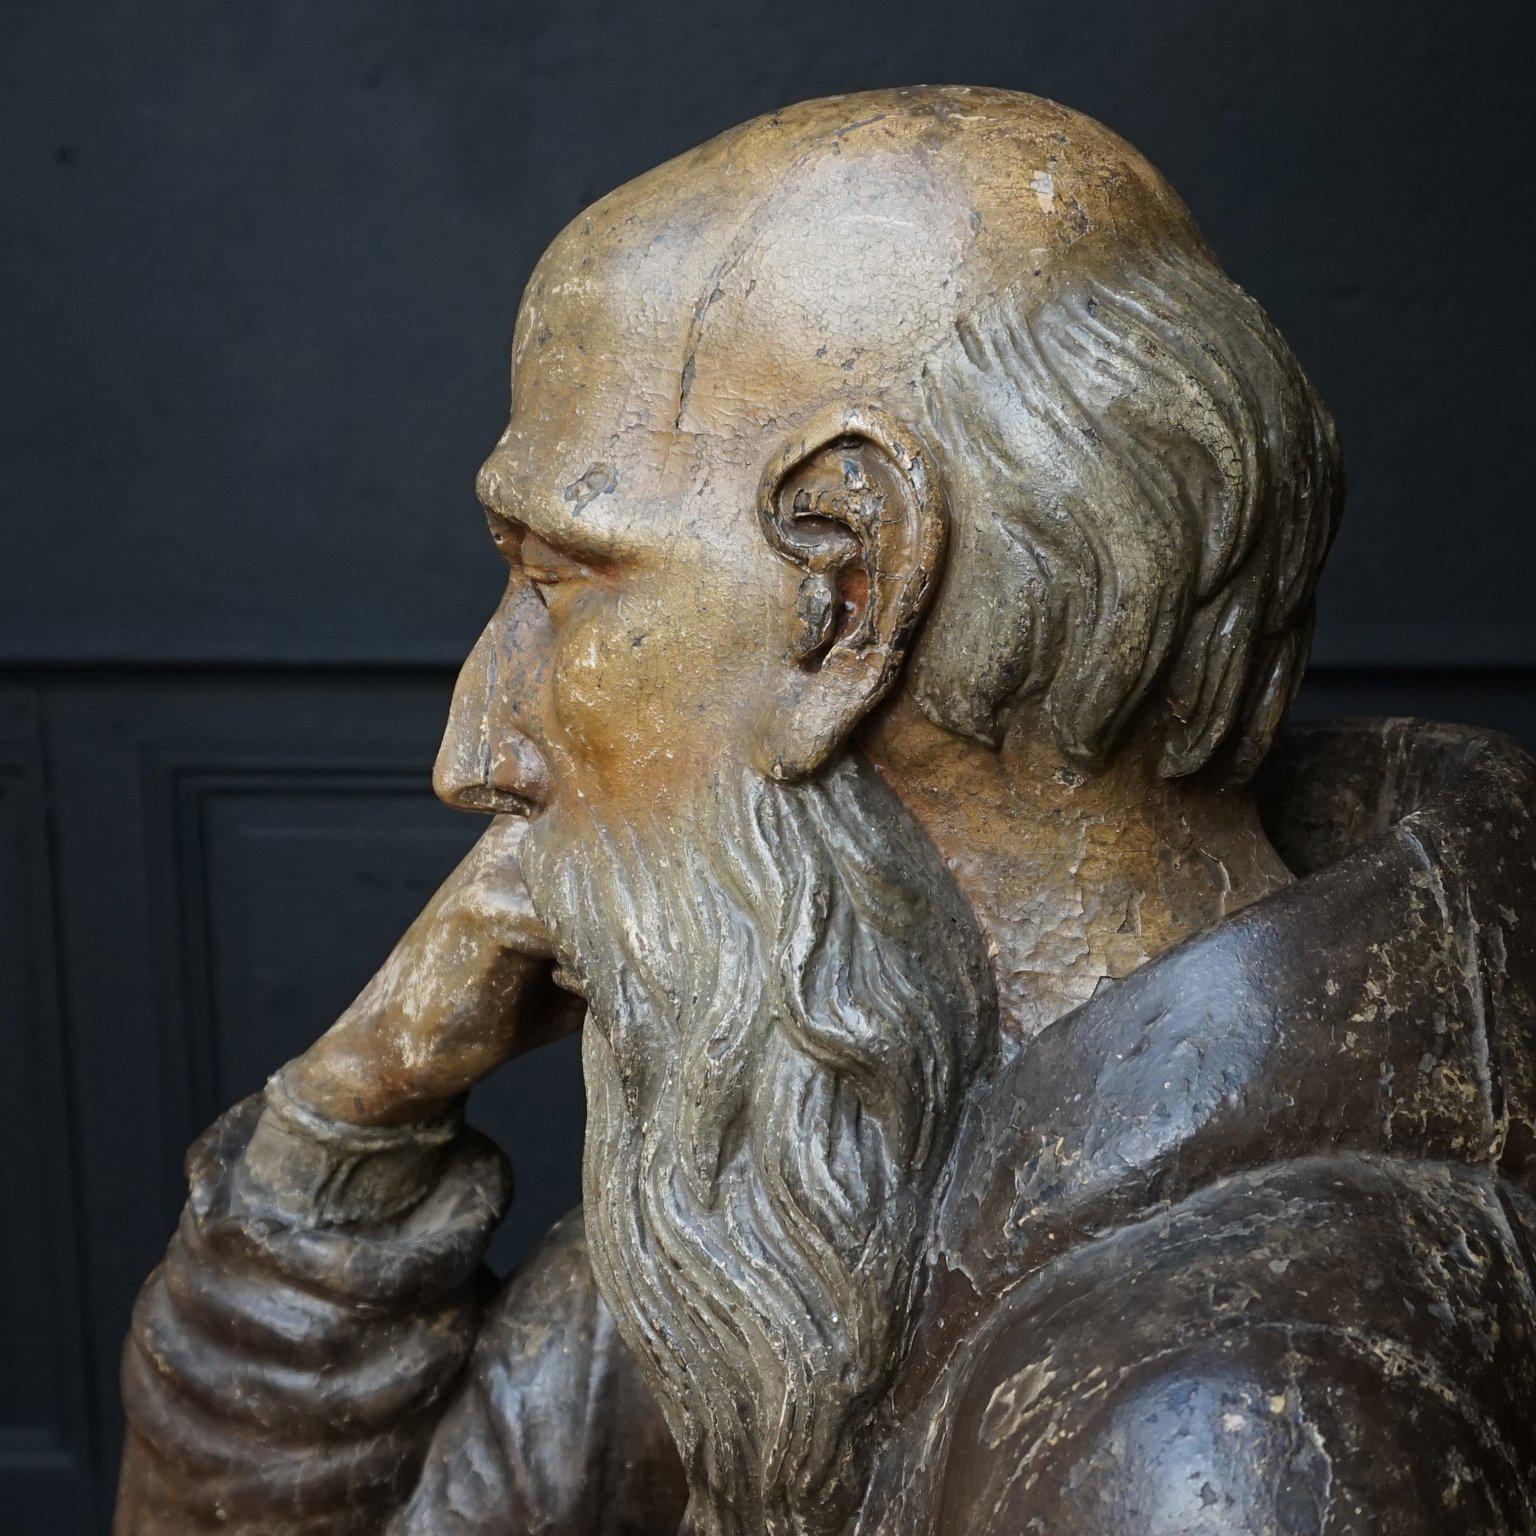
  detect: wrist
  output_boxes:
[284,1036,457,1127]
[236,1064,463,1225]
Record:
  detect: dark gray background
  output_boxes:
[3,1,1533,1527]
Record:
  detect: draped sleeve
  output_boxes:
[115,1074,511,1536]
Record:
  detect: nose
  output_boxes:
[434,576,554,814]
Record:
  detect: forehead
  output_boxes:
[482,177,747,556]
[488,155,959,552]
[482,90,1191,553]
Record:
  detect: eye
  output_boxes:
[520,531,590,607]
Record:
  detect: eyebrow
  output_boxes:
[481,462,625,566]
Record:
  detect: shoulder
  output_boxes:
[394,1207,686,1536]
[470,1207,655,1414]
[477,1205,596,1347]
[929,1157,1536,1535]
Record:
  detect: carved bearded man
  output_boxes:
[115,88,1536,1536]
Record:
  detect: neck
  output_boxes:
[863,694,1292,1043]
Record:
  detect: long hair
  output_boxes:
[910,239,1343,784]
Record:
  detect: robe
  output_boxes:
[115,719,1536,1534]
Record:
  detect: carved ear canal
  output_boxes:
[775,450,878,665]
[791,570,840,666]
[755,405,948,780]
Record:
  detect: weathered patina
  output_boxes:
[116,87,1536,1535]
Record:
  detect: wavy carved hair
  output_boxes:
[522,757,995,1535]
[909,240,1343,784]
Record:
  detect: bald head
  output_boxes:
[457,87,1339,824]
[516,86,1202,434]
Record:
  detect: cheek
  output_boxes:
[548,568,790,786]
[549,590,664,766]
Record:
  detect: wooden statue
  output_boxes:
[115,87,1536,1535]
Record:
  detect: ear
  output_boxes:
[753,403,948,780]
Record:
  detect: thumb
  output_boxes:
[440,814,555,959]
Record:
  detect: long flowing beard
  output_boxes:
[521,756,995,1536]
